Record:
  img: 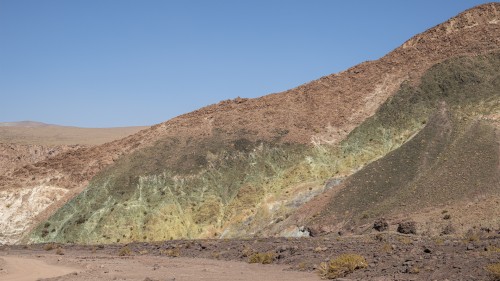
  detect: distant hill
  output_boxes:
[0,121,56,127]
[0,121,148,146]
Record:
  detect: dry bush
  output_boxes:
[240,245,253,257]
[43,243,56,251]
[380,243,392,253]
[314,246,328,253]
[318,254,367,279]
[374,233,387,242]
[160,248,180,257]
[397,236,413,245]
[55,248,64,255]
[409,266,420,274]
[486,245,500,253]
[297,262,310,271]
[248,252,275,264]
[118,245,132,256]
[463,230,481,243]
[486,263,500,280]
[433,237,445,245]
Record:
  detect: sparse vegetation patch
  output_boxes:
[318,253,368,279]
[486,263,500,280]
[118,245,132,256]
[248,252,275,264]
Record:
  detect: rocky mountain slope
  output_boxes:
[0,143,84,176]
[1,3,499,244]
[284,53,500,237]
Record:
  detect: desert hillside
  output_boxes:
[286,53,500,238]
[20,3,500,246]
[0,3,498,245]
[31,50,500,244]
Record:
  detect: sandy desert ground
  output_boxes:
[1,233,500,281]
[0,250,318,281]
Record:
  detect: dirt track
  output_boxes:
[0,256,79,281]
[0,253,318,281]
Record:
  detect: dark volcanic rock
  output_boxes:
[373,218,389,232]
[397,221,417,235]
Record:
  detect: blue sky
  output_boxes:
[0,1,494,127]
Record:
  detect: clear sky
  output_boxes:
[0,1,494,127]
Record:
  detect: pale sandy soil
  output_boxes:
[0,251,319,281]
[0,256,78,281]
